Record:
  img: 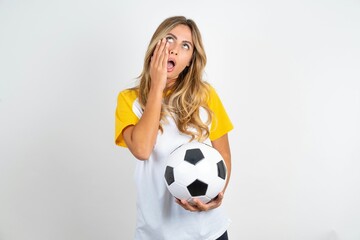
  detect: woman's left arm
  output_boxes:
[176,133,231,212]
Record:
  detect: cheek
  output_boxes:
[187,51,194,66]
[181,53,193,67]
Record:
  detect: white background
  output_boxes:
[1,0,360,239]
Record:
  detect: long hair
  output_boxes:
[136,16,212,141]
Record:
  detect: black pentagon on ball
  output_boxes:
[187,179,208,196]
[164,166,175,185]
[217,161,226,180]
[184,148,204,165]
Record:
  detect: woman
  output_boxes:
[115,16,233,240]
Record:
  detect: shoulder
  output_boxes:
[204,83,221,106]
[202,82,218,96]
[117,88,139,103]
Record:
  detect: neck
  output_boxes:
[166,78,177,88]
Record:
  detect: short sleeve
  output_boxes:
[207,86,234,141]
[115,89,140,147]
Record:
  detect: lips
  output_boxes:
[167,58,176,72]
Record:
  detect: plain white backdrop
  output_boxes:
[1,0,360,239]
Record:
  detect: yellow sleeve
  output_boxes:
[207,86,234,141]
[114,89,140,147]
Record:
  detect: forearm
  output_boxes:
[211,134,232,193]
[124,88,163,160]
[222,152,231,193]
[123,39,169,160]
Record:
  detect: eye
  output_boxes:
[182,43,190,50]
[166,36,174,43]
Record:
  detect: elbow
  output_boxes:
[130,146,152,161]
[135,154,150,161]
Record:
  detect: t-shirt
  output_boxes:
[115,85,233,240]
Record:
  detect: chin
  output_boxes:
[167,74,179,81]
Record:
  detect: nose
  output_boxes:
[169,44,178,56]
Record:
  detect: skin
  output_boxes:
[122,24,232,212]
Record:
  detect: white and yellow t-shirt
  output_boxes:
[115,85,233,240]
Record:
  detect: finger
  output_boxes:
[209,193,223,207]
[210,193,224,207]
[178,199,193,210]
[216,192,224,202]
[195,194,224,211]
[193,199,210,211]
[153,39,161,56]
[150,56,154,68]
[151,40,161,66]
[162,41,169,68]
[176,199,200,212]
[185,201,201,212]
[157,38,167,66]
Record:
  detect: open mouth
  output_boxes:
[167,60,175,71]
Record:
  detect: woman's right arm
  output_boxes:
[122,38,169,160]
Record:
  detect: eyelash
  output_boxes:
[166,36,174,43]
[182,43,190,50]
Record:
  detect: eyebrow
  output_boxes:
[167,33,193,47]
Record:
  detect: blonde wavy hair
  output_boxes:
[135,16,212,141]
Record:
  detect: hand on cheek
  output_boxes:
[150,38,169,91]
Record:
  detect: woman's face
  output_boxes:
[165,24,194,84]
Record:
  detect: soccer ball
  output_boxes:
[164,141,227,204]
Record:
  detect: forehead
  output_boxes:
[168,24,193,43]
